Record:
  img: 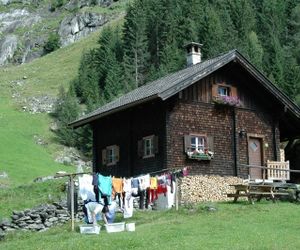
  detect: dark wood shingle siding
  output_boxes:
[93,100,166,176]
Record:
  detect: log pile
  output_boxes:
[179,175,244,203]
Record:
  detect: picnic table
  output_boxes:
[227,183,289,204]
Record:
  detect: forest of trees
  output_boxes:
[54,0,300,155]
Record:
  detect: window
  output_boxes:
[218,86,230,97]
[184,134,214,160]
[144,136,154,157]
[187,135,206,153]
[102,145,119,166]
[212,83,237,99]
[138,135,158,159]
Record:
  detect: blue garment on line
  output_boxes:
[98,174,112,205]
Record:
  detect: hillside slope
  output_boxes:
[0,14,123,187]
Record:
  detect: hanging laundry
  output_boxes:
[131,177,139,196]
[123,177,132,193]
[112,177,123,208]
[137,174,150,191]
[98,174,112,205]
[148,177,158,203]
[150,177,158,189]
[157,175,167,195]
[182,167,189,176]
[112,177,123,198]
[123,182,134,218]
[92,173,99,202]
[78,174,96,201]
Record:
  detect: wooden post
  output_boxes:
[70,175,75,232]
[175,180,179,211]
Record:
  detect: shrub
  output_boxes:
[44,32,61,54]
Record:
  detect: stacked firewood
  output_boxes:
[179,175,243,203]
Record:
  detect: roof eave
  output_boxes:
[69,94,159,128]
[159,51,237,100]
[233,52,300,118]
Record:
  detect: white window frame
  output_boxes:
[190,135,206,153]
[143,135,155,158]
[106,145,117,166]
[218,86,230,97]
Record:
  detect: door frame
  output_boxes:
[247,133,265,179]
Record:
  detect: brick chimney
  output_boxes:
[184,42,203,66]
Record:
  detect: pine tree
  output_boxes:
[53,86,80,147]
[247,31,263,69]
[123,1,149,88]
[199,6,224,58]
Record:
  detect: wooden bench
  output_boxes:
[227,184,289,204]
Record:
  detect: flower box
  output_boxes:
[187,151,213,161]
[213,96,241,107]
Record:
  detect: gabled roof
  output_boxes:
[70,49,300,129]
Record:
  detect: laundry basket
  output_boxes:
[79,225,101,234]
[125,223,135,232]
[105,222,125,233]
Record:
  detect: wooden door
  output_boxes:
[248,138,263,179]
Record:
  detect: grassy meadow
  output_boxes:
[0,201,299,250]
[0,16,124,187]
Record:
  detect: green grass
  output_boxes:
[0,94,74,186]
[0,179,66,220]
[0,14,124,187]
[0,202,300,249]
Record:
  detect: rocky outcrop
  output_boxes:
[0,9,41,65]
[55,147,92,169]
[64,0,114,11]
[58,12,108,47]
[0,35,17,65]
[0,9,40,34]
[22,95,57,114]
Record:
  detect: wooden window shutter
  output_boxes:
[231,86,237,97]
[138,140,143,158]
[184,135,191,152]
[154,136,159,154]
[102,149,107,166]
[115,145,120,162]
[212,84,218,99]
[207,136,214,152]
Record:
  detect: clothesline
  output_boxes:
[95,167,189,180]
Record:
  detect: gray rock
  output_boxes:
[39,212,48,221]
[0,218,11,227]
[22,95,57,114]
[27,224,44,231]
[56,210,68,215]
[24,209,31,215]
[58,12,108,47]
[34,219,42,224]
[16,222,27,228]
[11,215,19,221]
[26,220,35,224]
[0,35,18,66]
[0,228,5,240]
[13,210,24,217]
[4,227,16,232]
[0,171,8,178]
[44,221,53,227]
[48,217,58,223]
[29,213,40,220]
[17,216,31,221]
